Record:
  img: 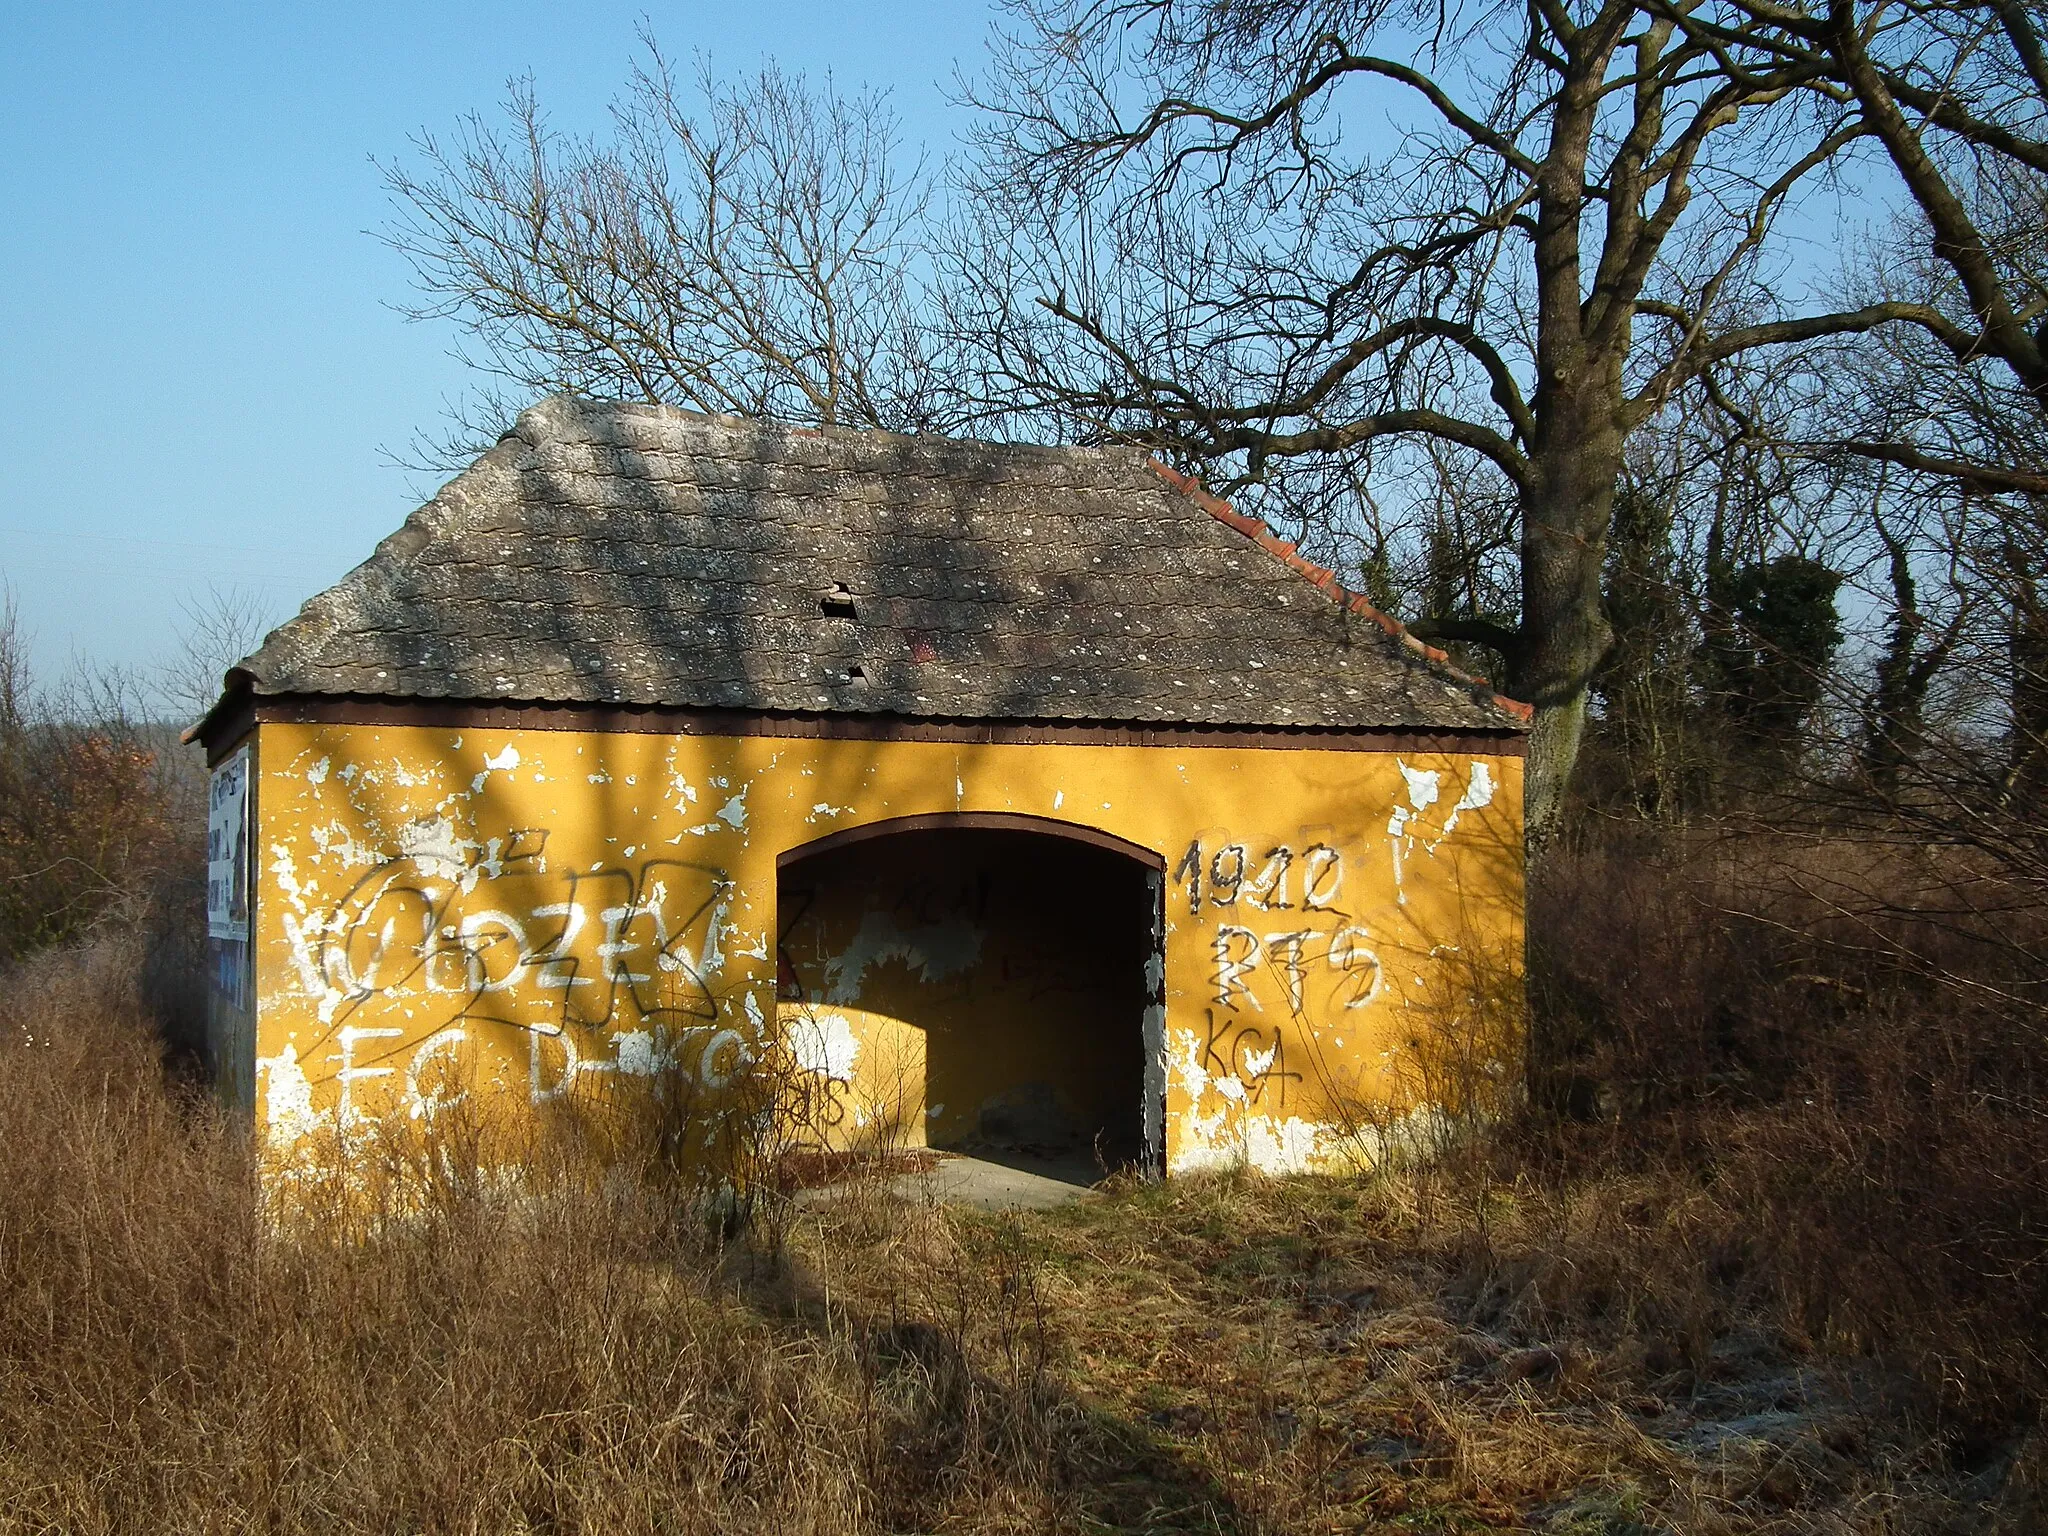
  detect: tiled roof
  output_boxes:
[220,396,1528,733]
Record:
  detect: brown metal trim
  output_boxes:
[778,812,1167,872]
[246,693,1529,758]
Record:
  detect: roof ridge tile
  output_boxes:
[1145,458,1535,725]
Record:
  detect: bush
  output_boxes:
[1526,819,2048,1436]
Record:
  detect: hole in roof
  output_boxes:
[845,664,868,685]
[820,582,858,619]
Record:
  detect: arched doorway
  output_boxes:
[775,815,1164,1181]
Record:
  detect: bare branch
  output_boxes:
[1835,439,2048,495]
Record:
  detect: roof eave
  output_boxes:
[182,667,258,750]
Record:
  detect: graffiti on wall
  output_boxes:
[263,818,743,1139]
[771,1004,927,1155]
[1173,840,1383,1024]
[1167,759,1499,1170]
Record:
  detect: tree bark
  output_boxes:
[1515,41,1626,847]
[1516,404,1622,844]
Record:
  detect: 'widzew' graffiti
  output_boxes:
[280,825,738,1098]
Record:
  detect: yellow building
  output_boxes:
[191,397,1528,1179]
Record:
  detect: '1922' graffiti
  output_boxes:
[1172,838,1342,915]
[1173,838,1382,1015]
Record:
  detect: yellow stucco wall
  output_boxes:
[247,720,1524,1176]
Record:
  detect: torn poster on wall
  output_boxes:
[207,746,250,941]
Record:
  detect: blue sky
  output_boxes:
[1,4,1896,714]
[0,2,983,710]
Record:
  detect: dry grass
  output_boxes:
[790,1160,2042,1534]
[5,818,2048,1532]
[0,945,1116,1535]
[1532,824,2048,1438]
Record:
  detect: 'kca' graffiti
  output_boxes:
[280,824,735,1048]
[1198,1006,1304,1108]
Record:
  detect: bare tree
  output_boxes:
[157,587,276,734]
[1792,279,2024,798]
[0,599,188,961]
[945,0,1978,842]
[382,36,942,457]
[1710,0,2048,796]
[1679,0,2048,487]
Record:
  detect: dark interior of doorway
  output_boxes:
[777,824,1158,1183]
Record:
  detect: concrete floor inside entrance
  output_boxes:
[887,1149,1101,1211]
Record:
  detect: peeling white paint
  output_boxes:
[788,1010,861,1079]
[1243,1115,1333,1172]
[1142,999,1167,1159]
[269,843,311,918]
[1388,760,1444,903]
[399,817,472,880]
[824,910,984,1004]
[258,1044,319,1147]
[613,1029,661,1076]
[471,744,521,793]
[1389,761,1498,899]
[1431,760,1497,846]
[1399,761,1442,814]
[1171,1026,1211,1105]
[308,820,379,870]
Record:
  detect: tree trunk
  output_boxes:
[1514,397,1621,848]
[2010,531,2048,804]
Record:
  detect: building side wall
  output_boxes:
[249,721,1525,1175]
[205,736,258,1122]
